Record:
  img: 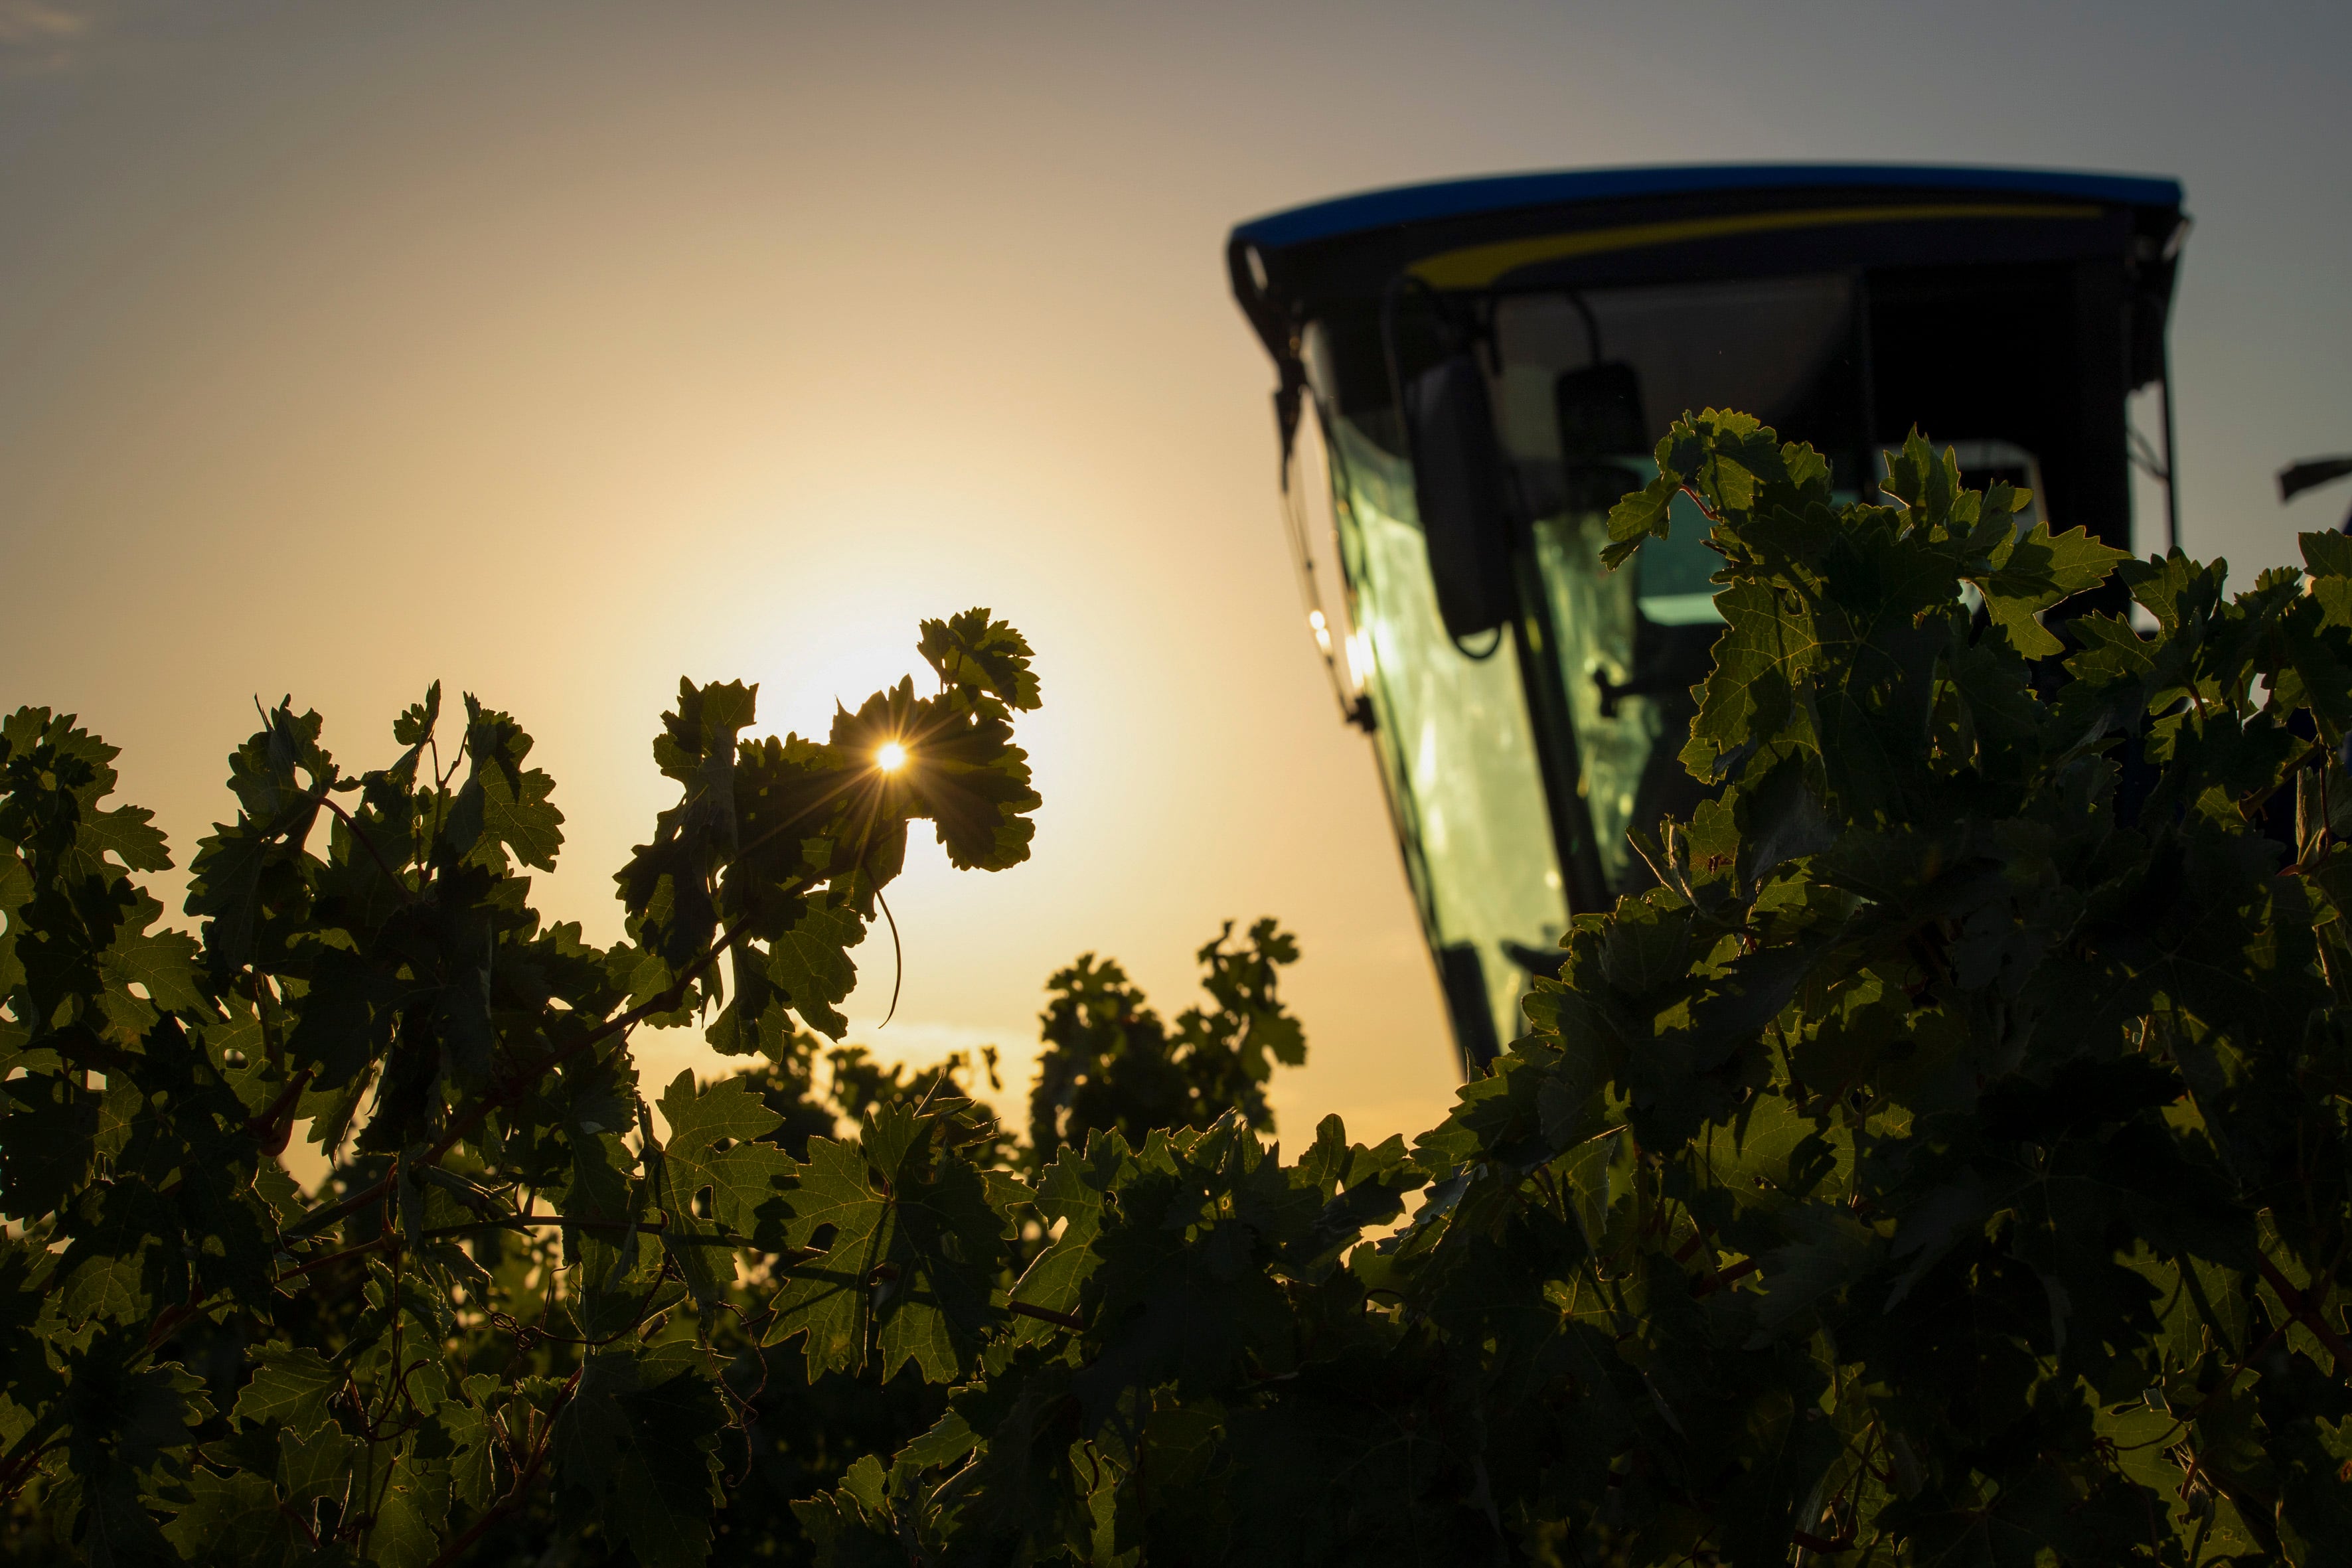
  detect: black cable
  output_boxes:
[1454,626,1505,661]
[1564,287,1603,366]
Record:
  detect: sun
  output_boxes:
[875,740,908,773]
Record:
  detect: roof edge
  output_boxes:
[1230,163,2185,254]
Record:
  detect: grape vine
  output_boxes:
[8,418,2352,1565]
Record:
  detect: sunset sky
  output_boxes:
[5,0,2349,1156]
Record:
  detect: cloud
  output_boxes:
[0,0,96,73]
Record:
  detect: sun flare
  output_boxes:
[876,740,908,773]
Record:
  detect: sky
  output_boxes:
[3,0,2349,1160]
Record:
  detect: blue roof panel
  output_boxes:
[1231,163,2184,253]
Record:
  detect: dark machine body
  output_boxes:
[1227,164,2188,1069]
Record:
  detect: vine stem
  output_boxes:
[0,1438,65,1508]
[2254,1254,2350,1371]
[1006,1300,1084,1332]
[273,1237,387,1285]
[875,880,904,1028]
[243,1066,315,1152]
[354,1214,406,1564]
[422,1215,755,1245]
[2240,738,2327,826]
[2118,1316,2296,1464]
[145,1289,210,1352]
[1691,1257,1761,1298]
[312,791,419,903]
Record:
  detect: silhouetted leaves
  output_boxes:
[17,438,2352,1568]
[1,613,1044,1567]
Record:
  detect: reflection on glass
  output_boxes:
[1328,418,1566,1049]
[1300,272,1870,1055]
[1533,465,1720,891]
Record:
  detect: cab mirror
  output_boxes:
[1404,352,1517,641]
[1557,360,1652,522]
[1556,360,1647,459]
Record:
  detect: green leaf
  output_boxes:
[77,805,173,878]
[651,1068,791,1307]
[277,1421,359,1513]
[477,754,564,872]
[99,920,205,1016]
[616,677,755,969]
[552,1344,727,1568]
[768,1103,1010,1382]
[1602,469,1684,570]
[363,1442,451,1568]
[392,680,442,746]
[435,1376,502,1512]
[765,893,862,1041]
[1747,1206,1881,1339]
[1970,522,2128,657]
[831,684,1041,873]
[161,1465,303,1567]
[231,1345,339,1436]
[59,1183,175,1326]
[919,608,1042,714]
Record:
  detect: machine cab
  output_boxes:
[1228,165,2187,1070]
